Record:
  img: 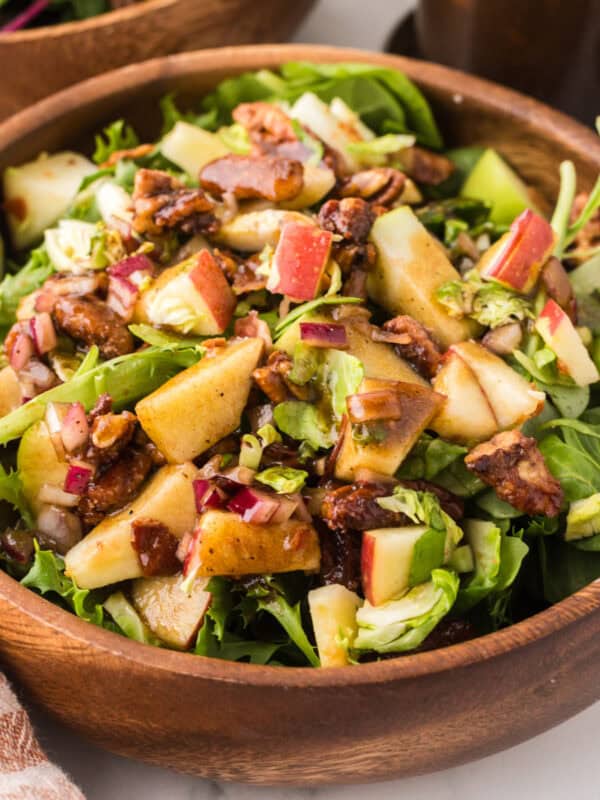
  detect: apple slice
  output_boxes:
[267,221,333,301]
[308,584,361,668]
[279,165,336,210]
[362,525,436,606]
[216,209,314,252]
[186,510,320,577]
[160,121,230,178]
[478,209,555,293]
[451,341,545,429]
[131,574,211,650]
[535,298,600,387]
[138,249,235,336]
[136,337,264,463]
[431,351,499,444]
[334,378,445,481]
[368,206,479,347]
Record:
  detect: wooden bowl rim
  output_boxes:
[1,43,599,686]
[0,0,180,41]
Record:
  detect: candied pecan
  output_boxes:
[318,197,375,244]
[200,155,303,202]
[380,315,442,379]
[212,249,267,295]
[338,168,406,207]
[132,168,218,237]
[232,101,297,146]
[130,517,180,577]
[321,482,408,531]
[569,191,600,254]
[100,143,154,169]
[53,295,134,360]
[88,392,113,421]
[86,410,137,466]
[465,430,563,517]
[399,146,455,186]
[318,526,362,592]
[342,268,369,300]
[252,350,310,403]
[78,447,154,528]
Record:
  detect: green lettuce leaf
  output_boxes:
[539,414,600,502]
[273,400,336,451]
[0,343,204,445]
[396,434,467,481]
[104,591,161,646]
[274,295,362,338]
[93,119,139,165]
[255,466,308,494]
[0,245,54,328]
[539,536,600,603]
[354,569,459,653]
[0,465,33,528]
[437,269,533,329]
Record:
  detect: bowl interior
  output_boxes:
[0,44,599,684]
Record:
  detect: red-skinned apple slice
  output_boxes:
[362,526,429,606]
[267,221,333,301]
[187,249,236,332]
[431,351,499,444]
[451,340,545,428]
[478,208,555,293]
[536,298,599,386]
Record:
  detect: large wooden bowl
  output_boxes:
[0,45,599,785]
[0,0,315,120]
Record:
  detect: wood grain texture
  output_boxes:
[0,45,599,784]
[0,0,315,120]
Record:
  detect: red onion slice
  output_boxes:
[64,464,92,495]
[227,487,280,524]
[108,254,154,280]
[60,402,89,453]
[106,275,139,321]
[38,483,80,508]
[36,505,82,554]
[29,312,57,355]
[193,479,227,513]
[299,322,348,349]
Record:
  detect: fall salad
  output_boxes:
[0,62,599,667]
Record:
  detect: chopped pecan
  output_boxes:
[338,168,406,207]
[318,526,362,593]
[569,192,600,254]
[399,146,455,186]
[212,249,267,295]
[465,430,563,517]
[342,268,369,300]
[232,101,297,146]
[100,143,154,168]
[78,447,154,528]
[380,315,442,379]
[200,155,304,202]
[318,197,375,244]
[252,350,309,403]
[53,295,134,360]
[132,168,218,237]
[130,517,180,577]
[88,392,113,421]
[86,410,137,466]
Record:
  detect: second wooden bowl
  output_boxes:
[0,0,315,120]
[0,44,598,785]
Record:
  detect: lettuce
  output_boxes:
[437,269,533,329]
[93,119,139,165]
[539,415,600,501]
[274,295,362,338]
[273,401,336,451]
[0,465,33,528]
[396,434,467,481]
[255,466,308,494]
[0,343,204,445]
[0,245,54,328]
[354,569,459,653]
[104,591,162,646]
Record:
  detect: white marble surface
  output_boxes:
[22,1,600,797]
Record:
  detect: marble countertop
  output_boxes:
[22,1,600,797]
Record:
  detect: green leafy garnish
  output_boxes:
[274,295,362,338]
[104,591,162,646]
[255,466,308,494]
[273,401,336,451]
[437,269,533,328]
[93,120,139,165]
[0,245,54,328]
[0,465,33,528]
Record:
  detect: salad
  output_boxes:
[0,62,599,668]
[0,0,139,32]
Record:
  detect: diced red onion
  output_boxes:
[108,254,154,280]
[193,478,227,513]
[182,527,202,579]
[106,275,139,321]
[19,359,56,391]
[300,322,348,349]
[44,273,105,298]
[64,464,92,495]
[9,332,34,371]
[270,494,301,524]
[36,505,82,555]
[29,312,57,355]
[60,402,89,453]
[176,530,193,563]
[227,487,280,524]
[234,311,273,351]
[346,389,404,424]
[38,483,80,508]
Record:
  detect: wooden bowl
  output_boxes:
[0,0,315,120]
[0,45,599,785]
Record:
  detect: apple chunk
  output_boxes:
[431,351,499,444]
[308,584,361,668]
[160,121,230,178]
[478,209,555,293]
[186,510,320,577]
[334,378,445,481]
[451,341,545,429]
[535,298,599,386]
[267,221,333,301]
[136,337,264,463]
[131,574,211,650]
[368,206,479,347]
[138,249,235,335]
[64,463,198,589]
[362,526,433,606]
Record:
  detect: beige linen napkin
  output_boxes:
[0,674,84,799]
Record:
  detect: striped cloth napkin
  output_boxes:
[0,674,83,799]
